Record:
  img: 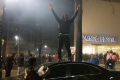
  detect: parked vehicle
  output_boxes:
[40,62,120,80]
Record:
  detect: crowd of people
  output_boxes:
[0,2,81,79]
[104,50,119,70]
[0,2,120,79]
[89,50,119,70]
[0,49,120,79]
[1,53,48,80]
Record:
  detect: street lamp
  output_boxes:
[14,35,19,42]
[43,44,49,54]
[36,48,39,52]
[44,45,48,49]
[14,35,20,55]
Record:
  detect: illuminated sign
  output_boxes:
[83,35,116,43]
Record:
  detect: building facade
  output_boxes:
[82,0,120,56]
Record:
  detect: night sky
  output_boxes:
[4,0,75,48]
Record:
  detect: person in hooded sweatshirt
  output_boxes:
[50,4,80,62]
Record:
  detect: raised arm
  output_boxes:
[49,4,60,22]
[70,4,80,23]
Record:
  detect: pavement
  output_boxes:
[2,70,19,80]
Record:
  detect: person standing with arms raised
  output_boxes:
[49,4,80,62]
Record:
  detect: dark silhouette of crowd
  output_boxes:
[1,52,48,80]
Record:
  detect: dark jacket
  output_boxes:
[25,56,36,68]
[25,69,42,80]
[52,9,78,34]
[4,56,15,69]
[17,56,24,67]
[89,58,99,65]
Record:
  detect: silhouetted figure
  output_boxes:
[24,54,37,79]
[104,51,108,69]
[111,52,118,70]
[17,53,24,78]
[4,53,15,78]
[25,69,41,80]
[89,55,99,65]
[25,65,49,80]
[50,4,80,62]
[0,56,3,79]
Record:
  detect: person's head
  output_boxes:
[109,50,113,53]
[6,54,10,57]
[28,53,32,57]
[11,53,16,57]
[62,13,68,21]
[19,53,24,57]
[113,52,116,55]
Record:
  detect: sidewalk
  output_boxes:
[2,70,17,80]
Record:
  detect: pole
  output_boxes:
[74,0,83,62]
[0,40,2,79]
[0,33,2,79]
[15,35,20,55]
[0,0,4,78]
[17,39,19,55]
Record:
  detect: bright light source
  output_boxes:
[14,35,19,41]
[36,48,39,51]
[83,45,95,54]
[2,39,4,45]
[44,45,48,49]
[61,49,64,52]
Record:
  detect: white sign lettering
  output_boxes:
[82,35,116,43]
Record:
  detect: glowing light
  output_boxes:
[44,45,48,49]
[83,45,95,54]
[14,35,19,41]
[36,48,39,51]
